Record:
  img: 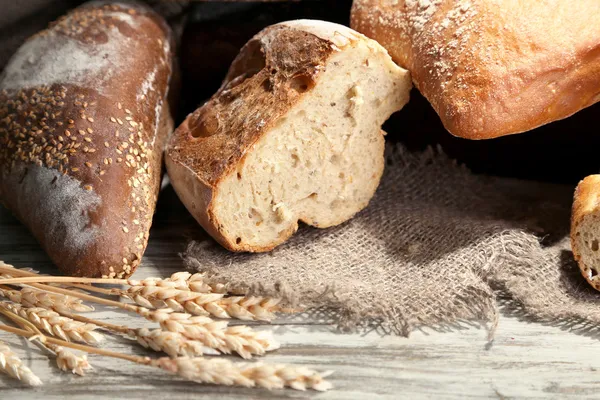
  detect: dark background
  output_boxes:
[2,0,598,185]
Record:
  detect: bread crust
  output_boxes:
[0,2,173,278]
[166,20,395,252]
[351,0,600,139]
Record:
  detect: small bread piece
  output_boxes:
[351,0,600,139]
[571,175,600,290]
[166,20,411,252]
[0,2,173,278]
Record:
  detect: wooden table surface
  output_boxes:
[1,188,599,399]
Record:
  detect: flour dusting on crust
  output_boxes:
[1,27,131,93]
[8,165,102,254]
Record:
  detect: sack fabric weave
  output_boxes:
[184,145,600,337]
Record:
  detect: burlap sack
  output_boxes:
[183,144,600,337]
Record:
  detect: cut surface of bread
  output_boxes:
[166,20,411,252]
[351,0,600,139]
[571,175,600,290]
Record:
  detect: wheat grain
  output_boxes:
[0,339,43,386]
[50,345,92,376]
[154,357,333,391]
[1,302,103,345]
[0,286,93,313]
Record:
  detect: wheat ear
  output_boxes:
[154,357,333,391]
[121,285,281,321]
[0,303,92,377]
[0,285,93,313]
[0,325,332,392]
[0,264,224,293]
[56,311,217,358]
[49,345,92,376]
[127,271,226,293]
[0,278,278,359]
[0,302,103,345]
[140,309,280,359]
[0,339,43,386]
[0,266,279,321]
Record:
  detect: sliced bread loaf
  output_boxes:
[571,175,600,290]
[166,20,411,252]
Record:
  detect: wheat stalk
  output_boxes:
[0,339,43,386]
[3,281,272,358]
[56,310,218,358]
[1,276,277,359]
[0,304,92,376]
[0,302,103,345]
[0,325,332,392]
[0,286,93,313]
[0,267,284,321]
[154,357,333,391]
[0,264,224,294]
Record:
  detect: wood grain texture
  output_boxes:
[1,187,600,399]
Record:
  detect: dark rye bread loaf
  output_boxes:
[0,1,174,278]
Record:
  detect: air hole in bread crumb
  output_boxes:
[290,74,314,93]
[309,193,318,200]
[591,268,598,278]
[592,239,599,251]
[237,172,242,180]
[263,79,274,91]
[190,108,219,138]
[224,39,266,91]
[236,237,242,245]
[291,153,300,168]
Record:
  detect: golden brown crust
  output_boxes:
[167,24,336,187]
[0,2,173,278]
[351,0,600,139]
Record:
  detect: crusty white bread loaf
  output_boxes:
[166,20,411,252]
[0,2,174,278]
[571,175,600,290]
[351,0,600,139]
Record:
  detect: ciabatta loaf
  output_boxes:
[571,175,600,290]
[0,2,173,278]
[166,20,411,252]
[351,0,600,139]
